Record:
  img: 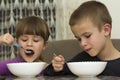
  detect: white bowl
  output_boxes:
[7,62,46,77]
[67,61,107,77]
[75,77,101,80]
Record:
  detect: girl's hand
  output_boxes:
[52,55,65,72]
[0,33,14,45]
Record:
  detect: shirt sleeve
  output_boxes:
[0,60,13,75]
[43,51,87,76]
[0,57,24,76]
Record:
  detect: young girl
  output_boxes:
[0,16,50,76]
[44,1,120,77]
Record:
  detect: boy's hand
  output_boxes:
[0,33,14,45]
[52,55,65,72]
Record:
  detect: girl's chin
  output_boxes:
[24,57,35,62]
[24,58,40,62]
[25,59,35,62]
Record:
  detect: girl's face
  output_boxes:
[17,34,46,62]
[71,19,110,57]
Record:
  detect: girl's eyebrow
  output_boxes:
[33,35,41,38]
[20,35,27,38]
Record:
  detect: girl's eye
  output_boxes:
[34,40,39,42]
[33,38,41,42]
[22,39,27,42]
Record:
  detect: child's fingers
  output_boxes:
[54,55,65,62]
[52,61,64,72]
[53,65,64,72]
[52,55,65,72]
[2,33,14,44]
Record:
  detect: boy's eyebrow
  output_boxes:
[75,32,91,38]
[82,32,91,36]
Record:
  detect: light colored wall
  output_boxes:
[97,0,120,39]
[56,0,120,40]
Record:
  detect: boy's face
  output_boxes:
[17,34,46,62]
[71,19,110,57]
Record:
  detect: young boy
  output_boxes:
[0,16,50,76]
[44,1,120,77]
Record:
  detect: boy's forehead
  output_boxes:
[74,18,95,27]
[71,19,99,35]
[75,17,92,24]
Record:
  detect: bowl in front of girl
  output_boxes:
[7,62,46,77]
[67,61,107,77]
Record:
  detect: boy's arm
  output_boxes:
[43,52,86,76]
[43,63,73,76]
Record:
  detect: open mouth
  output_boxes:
[25,49,34,56]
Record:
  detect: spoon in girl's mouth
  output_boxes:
[13,42,32,54]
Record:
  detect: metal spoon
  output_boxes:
[13,42,32,54]
[53,53,57,56]
[53,53,66,63]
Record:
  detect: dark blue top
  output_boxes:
[44,51,120,77]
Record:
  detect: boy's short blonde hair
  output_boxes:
[69,1,112,31]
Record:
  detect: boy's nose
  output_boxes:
[80,40,87,47]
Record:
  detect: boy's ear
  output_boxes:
[103,23,111,36]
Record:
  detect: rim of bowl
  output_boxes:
[7,62,46,65]
[67,61,107,64]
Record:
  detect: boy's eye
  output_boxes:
[76,38,81,42]
[75,36,81,42]
[85,34,91,38]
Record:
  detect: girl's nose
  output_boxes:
[27,40,33,47]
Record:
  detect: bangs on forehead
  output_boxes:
[23,25,36,35]
[16,16,50,41]
[22,24,41,35]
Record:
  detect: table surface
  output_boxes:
[1,75,120,80]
